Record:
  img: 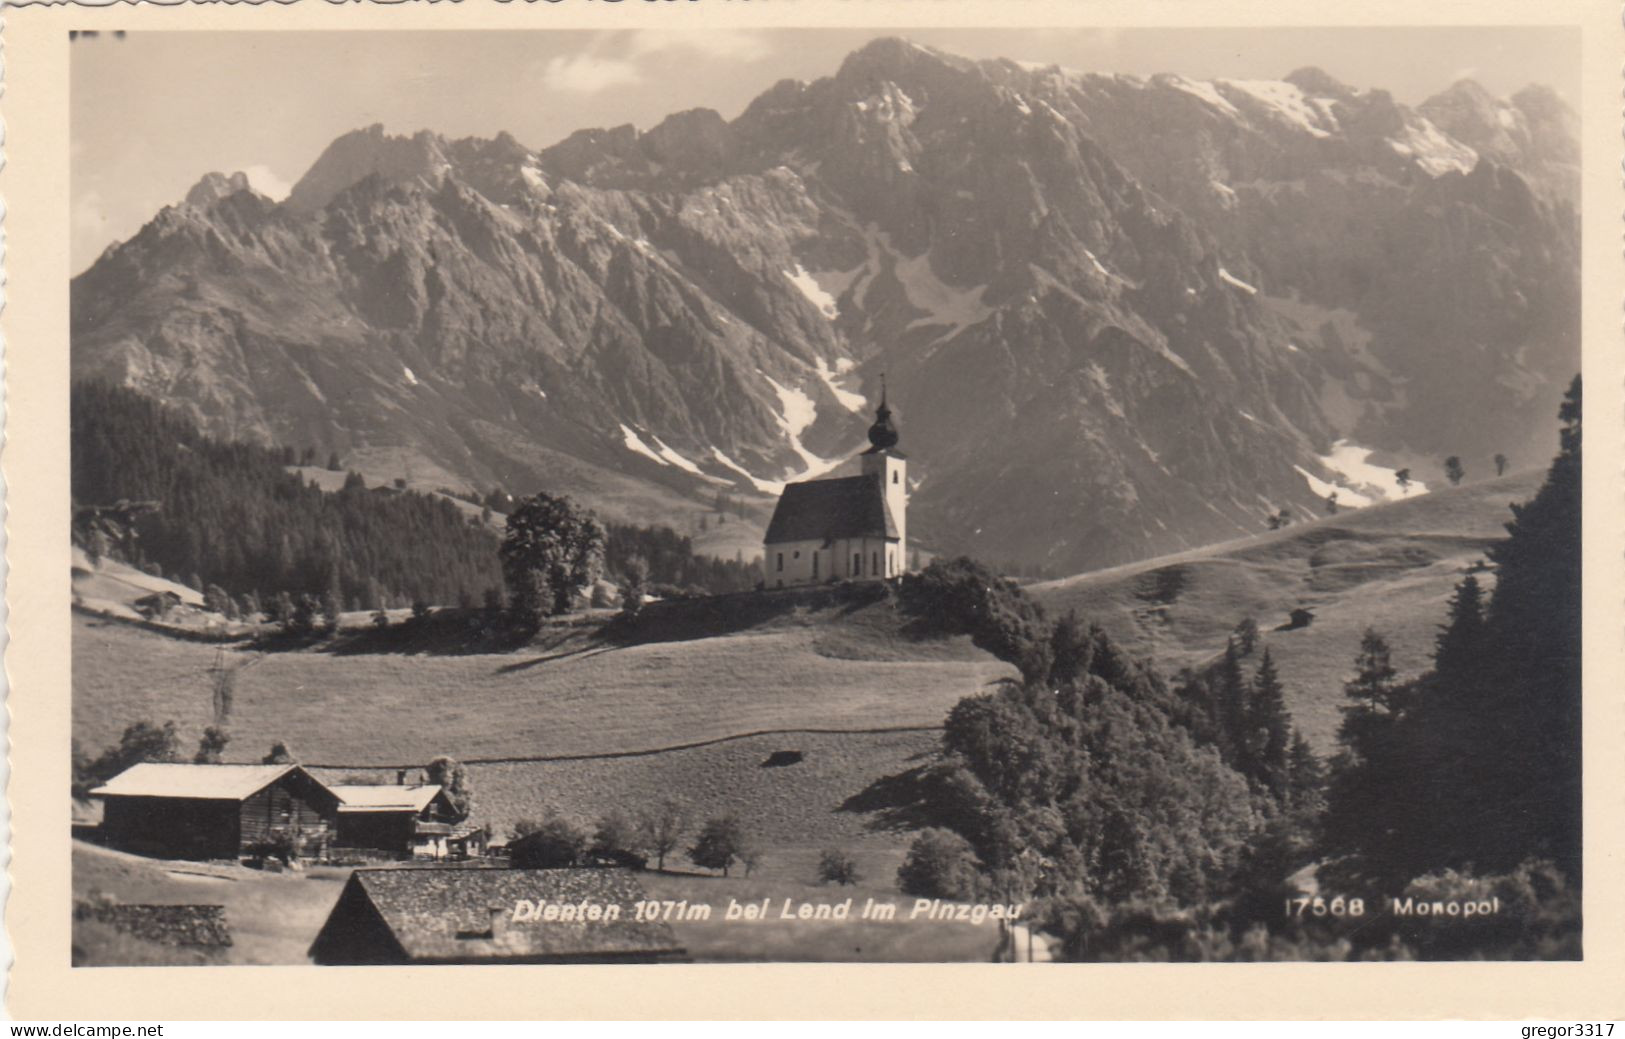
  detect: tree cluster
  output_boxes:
[72,382,504,612]
[602,522,758,597]
[1325,377,1582,886]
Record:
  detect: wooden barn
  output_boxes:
[309,868,686,965]
[90,762,339,861]
[327,783,464,859]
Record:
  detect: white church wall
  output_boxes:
[764,538,825,588]
[762,535,903,588]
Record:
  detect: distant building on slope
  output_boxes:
[762,384,907,588]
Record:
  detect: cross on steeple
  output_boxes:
[867,374,899,451]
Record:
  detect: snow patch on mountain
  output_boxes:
[710,447,781,495]
[1389,118,1478,176]
[1223,80,1333,138]
[760,371,844,481]
[1295,465,1374,508]
[1083,249,1120,282]
[402,366,420,386]
[1218,267,1258,295]
[648,436,699,475]
[1165,76,1239,117]
[783,264,841,319]
[814,356,867,412]
[1320,440,1428,501]
[620,424,669,467]
[893,245,994,335]
[654,437,732,485]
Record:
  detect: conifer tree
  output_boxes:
[1248,648,1293,798]
[1323,629,1417,876]
[1214,639,1250,764]
[1286,731,1326,816]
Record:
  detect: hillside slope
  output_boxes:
[72,598,1014,767]
[1029,470,1544,748]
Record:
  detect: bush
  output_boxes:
[74,721,182,798]
[591,810,649,869]
[899,558,1051,682]
[817,849,861,886]
[688,814,750,876]
[897,828,981,899]
[244,829,296,866]
[509,818,589,868]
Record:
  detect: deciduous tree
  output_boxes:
[689,814,749,876]
[640,798,689,871]
[425,756,473,819]
[501,492,606,628]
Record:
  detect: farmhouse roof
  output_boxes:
[88,762,305,801]
[329,784,445,813]
[764,474,899,545]
[315,868,684,963]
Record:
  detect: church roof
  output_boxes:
[764,474,899,545]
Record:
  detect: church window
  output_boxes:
[872,551,880,576]
[776,553,784,572]
[893,471,899,484]
[813,553,819,578]
[853,553,862,576]
[793,550,800,559]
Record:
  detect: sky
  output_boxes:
[70,27,1580,274]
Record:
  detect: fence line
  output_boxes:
[303,723,943,771]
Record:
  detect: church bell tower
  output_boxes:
[859,377,907,571]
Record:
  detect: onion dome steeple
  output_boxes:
[866,374,900,452]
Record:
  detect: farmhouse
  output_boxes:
[90,762,339,861]
[763,385,908,588]
[327,782,465,859]
[309,868,686,965]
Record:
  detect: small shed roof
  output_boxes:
[329,784,445,814]
[321,868,683,962]
[764,474,898,546]
[89,763,304,802]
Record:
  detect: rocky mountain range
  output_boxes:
[71,37,1579,573]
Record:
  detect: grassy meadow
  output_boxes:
[72,604,1013,767]
[1029,469,1545,747]
[314,728,939,852]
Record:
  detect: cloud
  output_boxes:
[241,164,292,202]
[626,29,770,62]
[538,53,643,94]
[72,189,108,238]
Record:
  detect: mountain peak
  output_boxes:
[836,36,956,87]
[1425,77,1501,111]
[185,171,254,208]
[286,124,452,214]
[1283,66,1353,99]
[1511,82,1571,119]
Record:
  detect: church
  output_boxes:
[762,386,907,588]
